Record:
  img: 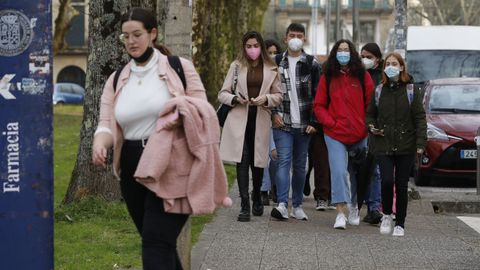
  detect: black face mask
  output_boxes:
[129,46,154,64]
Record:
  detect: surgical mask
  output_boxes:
[336,51,350,65]
[246,47,261,61]
[288,38,303,52]
[384,66,400,78]
[362,58,375,69]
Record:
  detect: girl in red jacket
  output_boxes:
[313,39,374,230]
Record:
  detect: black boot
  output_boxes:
[238,197,250,222]
[251,176,264,216]
[252,193,264,216]
[236,165,251,222]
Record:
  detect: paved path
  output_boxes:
[191,184,480,270]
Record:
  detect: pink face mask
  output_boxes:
[246,47,261,61]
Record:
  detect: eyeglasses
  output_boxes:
[119,31,148,43]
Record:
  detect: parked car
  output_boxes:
[414,78,480,185]
[53,83,85,105]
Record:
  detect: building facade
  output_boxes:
[263,0,394,57]
[52,0,88,87]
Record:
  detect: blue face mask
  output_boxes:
[384,66,400,78]
[336,51,350,65]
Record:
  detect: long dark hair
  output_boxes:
[120,7,171,55]
[361,42,382,59]
[237,31,275,69]
[323,39,365,80]
[265,39,282,53]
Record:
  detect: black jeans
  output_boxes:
[237,106,263,199]
[120,142,189,270]
[307,131,331,201]
[377,154,414,228]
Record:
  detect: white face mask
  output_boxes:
[362,58,375,69]
[288,38,303,52]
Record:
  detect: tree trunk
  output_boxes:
[53,0,79,53]
[192,0,270,104]
[64,0,157,203]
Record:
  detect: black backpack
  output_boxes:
[112,55,186,92]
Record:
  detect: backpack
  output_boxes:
[112,55,186,92]
[374,83,414,107]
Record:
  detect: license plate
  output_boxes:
[460,149,477,159]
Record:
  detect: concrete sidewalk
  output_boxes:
[191,185,480,270]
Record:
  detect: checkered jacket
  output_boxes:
[272,51,321,132]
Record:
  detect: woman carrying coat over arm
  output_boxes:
[91,8,218,270]
[219,31,283,222]
[366,52,427,237]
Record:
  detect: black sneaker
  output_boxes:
[315,199,328,211]
[363,210,383,224]
[362,212,373,223]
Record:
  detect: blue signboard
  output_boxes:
[0,1,53,269]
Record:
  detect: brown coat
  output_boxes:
[218,60,283,168]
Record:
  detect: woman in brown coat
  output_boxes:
[218,31,283,222]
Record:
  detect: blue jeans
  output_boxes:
[366,163,381,212]
[324,135,368,205]
[261,157,278,192]
[273,128,310,208]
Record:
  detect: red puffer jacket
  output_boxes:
[313,70,374,145]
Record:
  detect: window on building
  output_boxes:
[279,0,287,8]
[360,21,375,43]
[347,0,375,9]
[294,0,309,8]
[328,20,345,42]
[65,0,86,48]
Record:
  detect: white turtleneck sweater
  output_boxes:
[113,50,172,140]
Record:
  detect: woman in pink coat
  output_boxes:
[218,31,283,222]
[91,8,207,270]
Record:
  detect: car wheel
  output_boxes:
[56,101,65,105]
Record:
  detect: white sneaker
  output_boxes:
[271,202,289,220]
[392,226,405,237]
[291,206,308,220]
[348,206,360,226]
[333,213,347,229]
[380,215,393,235]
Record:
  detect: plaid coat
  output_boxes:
[272,51,321,132]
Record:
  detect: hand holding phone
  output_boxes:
[369,124,384,136]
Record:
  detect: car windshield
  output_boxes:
[407,50,480,84]
[428,84,480,113]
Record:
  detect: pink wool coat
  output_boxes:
[97,49,206,178]
[218,60,283,168]
[134,96,231,215]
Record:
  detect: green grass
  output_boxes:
[54,105,235,269]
